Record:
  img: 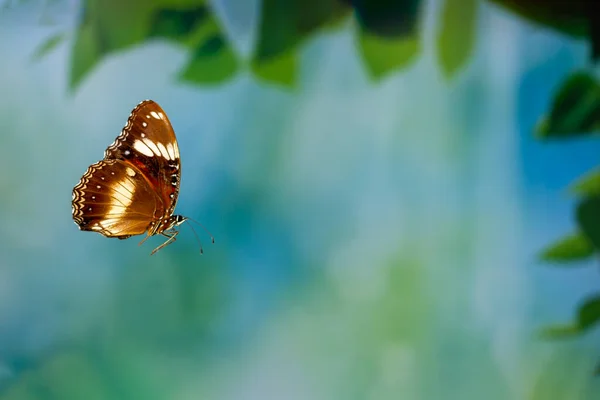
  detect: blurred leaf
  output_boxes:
[252,0,350,86]
[437,0,478,78]
[70,0,238,90]
[539,232,594,263]
[179,34,239,84]
[31,32,66,61]
[356,29,419,79]
[542,295,600,339]
[488,0,589,38]
[69,19,102,90]
[149,5,209,45]
[578,295,600,331]
[176,6,239,85]
[570,169,600,197]
[251,50,297,87]
[535,71,600,139]
[576,196,600,250]
[540,323,580,339]
[347,0,422,37]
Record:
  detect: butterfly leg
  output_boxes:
[150,230,179,255]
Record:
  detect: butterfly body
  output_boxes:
[72,100,187,254]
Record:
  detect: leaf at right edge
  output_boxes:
[577,295,600,331]
[356,28,419,80]
[437,0,478,79]
[576,196,600,250]
[539,323,580,339]
[534,71,600,139]
[31,32,67,62]
[539,232,594,263]
[570,169,600,197]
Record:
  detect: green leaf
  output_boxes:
[149,5,210,45]
[251,51,297,87]
[535,71,600,139]
[350,0,422,38]
[437,0,478,79]
[70,0,228,90]
[539,233,595,263]
[578,295,600,331]
[356,28,419,80]
[540,323,580,339]
[69,20,103,90]
[252,0,350,86]
[487,0,589,38]
[570,169,600,197]
[576,196,600,250]
[31,32,66,61]
[177,10,239,85]
[179,34,239,85]
[541,296,600,339]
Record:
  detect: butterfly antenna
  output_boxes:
[186,217,215,244]
[184,220,204,255]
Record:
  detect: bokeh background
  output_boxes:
[1,0,599,399]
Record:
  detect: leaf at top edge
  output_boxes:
[69,22,102,91]
[251,50,297,88]
[570,169,600,197]
[253,0,350,62]
[178,34,239,85]
[535,71,600,139]
[356,28,419,80]
[436,0,478,79]
[577,295,600,331]
[149,5,210,46]
[487,0,589,38]
[31,32,66,62]
[576,196,600,250]
[540,323,580,339]
[539,232,595,263]
[349,0,423,38]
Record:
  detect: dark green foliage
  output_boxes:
[539,233,594,263]
[576,196,600,251]
[345,0,422,37]
[68,0,238,91]
[489,0,598,61]
[535,72,600,139]
[149,6,209,43]
[541,295,600,339]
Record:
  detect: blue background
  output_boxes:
[1,1,599,399]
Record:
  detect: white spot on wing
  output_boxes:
[156,142,171,160]
[150,111,160,119]
[143,138,161,157]
[126,167,136,177]
[133,140,154,157]
[166,143,176,160]
[142,122,147,127]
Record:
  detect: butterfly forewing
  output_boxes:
[72,159,162,237]
[104,100,181,216]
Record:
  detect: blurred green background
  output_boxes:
[1,0,600,399]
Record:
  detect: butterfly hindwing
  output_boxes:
[72,159,161,237]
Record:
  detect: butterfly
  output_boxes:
[72,100,208,255]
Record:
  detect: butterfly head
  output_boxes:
[163,214,187,231]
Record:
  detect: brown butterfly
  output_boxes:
[72,100,210,255]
